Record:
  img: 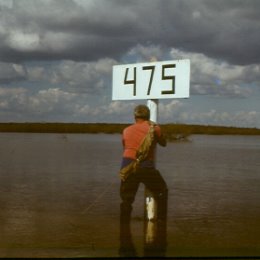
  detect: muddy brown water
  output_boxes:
[0,133,260,257]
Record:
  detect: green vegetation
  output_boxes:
[0,123,260,139]
[0,123,126,134]
[161,123,260,141]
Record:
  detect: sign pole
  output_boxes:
[144,99,159,245]
[145,98,159,221]
[147,99,158,123]
[145,55,159,221]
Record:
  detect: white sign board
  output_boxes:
[112,59,190,100]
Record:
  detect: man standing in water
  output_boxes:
[119,104,168,256]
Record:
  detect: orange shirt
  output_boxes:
[122,120,162,161]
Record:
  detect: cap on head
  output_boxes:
[134,105,150,120]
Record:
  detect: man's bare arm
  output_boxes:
[157,133,167,147]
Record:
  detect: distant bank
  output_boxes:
[0,123,259,138]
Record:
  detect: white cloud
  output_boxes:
[176,109,260,128]
[7,31,40,52]
[0,86,77,115]
[27,58,117,94]
[170,48,258,97]
[0,1,259,127]
[126,44,165,63]
[0,86,26,96]
[232,111,259,128]
[105,101,135,116]
[159,100,184,120]
[0,44,259,126]
[77,101,137,122]
[0,0,259,66]
[37,88,76,103]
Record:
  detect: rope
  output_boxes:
[81,181,115,215]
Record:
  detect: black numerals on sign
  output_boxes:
[123,64,176,96]
[142,65,155,95]
[124,67,136,96]
[161,64,176,94]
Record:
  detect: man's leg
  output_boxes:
[120,174,140,223]
[141,168,168,221]
[141,168,168,256]
[119,175,139,257]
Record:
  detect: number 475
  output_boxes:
[124,64,176,96]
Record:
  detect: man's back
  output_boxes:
[122,120,164,160]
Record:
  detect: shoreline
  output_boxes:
[0,122,260,136]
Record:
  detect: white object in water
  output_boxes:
[146,197,157,221]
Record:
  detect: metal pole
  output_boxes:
[147,99,158,123]
[145,99,159,221]
[143,99,159,246]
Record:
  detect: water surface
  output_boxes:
[0,133,259,257]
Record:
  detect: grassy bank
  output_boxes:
[0,122,260,136]
[0,123,125,134]
[162,123,260,136]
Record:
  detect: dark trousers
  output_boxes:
[120,167,168,223]
[119,167,168,257]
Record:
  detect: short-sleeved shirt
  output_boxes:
[121,120,162,168]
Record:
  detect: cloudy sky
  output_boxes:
[0,0,259,127]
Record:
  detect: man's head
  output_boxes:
[134,105,150,120]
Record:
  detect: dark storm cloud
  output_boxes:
[0,0,259,65]
[0,0,143,62]
[158,0,260,65]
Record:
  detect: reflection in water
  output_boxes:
[119,218,167,257]
[2,134,260,257]
[119,218,137,257]
[144,219,167,257]
[119,196,167,257]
